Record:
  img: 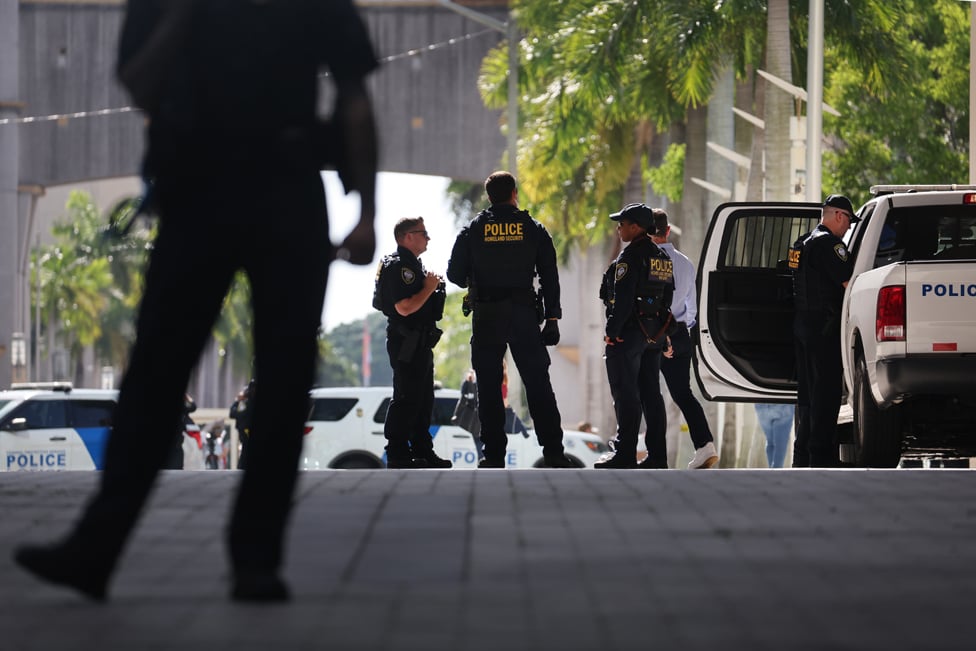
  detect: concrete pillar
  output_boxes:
[1,0,21,388]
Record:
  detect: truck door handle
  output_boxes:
[49,436,67,441]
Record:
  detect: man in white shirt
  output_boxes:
[650,209,719,469]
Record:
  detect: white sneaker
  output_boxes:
[688,442,719,469]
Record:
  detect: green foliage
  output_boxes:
[31,190,255,382]
[644,143,685,203]
[211,271,254,377]
[446,180,485,227]
[32,191,147,379]
[314,336,359,387]
[326,312,388,387]
[434,292,474,388]
[322,294,473,390]
[479,0,913,251]
[822,0,969,205]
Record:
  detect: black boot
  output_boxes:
[14,542,111,602]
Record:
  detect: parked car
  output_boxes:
[694,186,976,466]
[301,386,609,469]
[0,383,118,471]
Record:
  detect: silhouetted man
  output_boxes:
[14,0,378,602]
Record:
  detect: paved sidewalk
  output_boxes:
[2,469,976,651]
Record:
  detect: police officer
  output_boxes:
[14,0,379,602]
[790,194,858,467]
[374,217,451,469]
[446,171,573,468]
[596,203,676,469]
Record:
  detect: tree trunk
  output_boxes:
[764,0,793,202]
[678,105,707,268]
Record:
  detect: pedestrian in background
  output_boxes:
[790,194,858,467]
[447,171,572,468]
[595,203,676,469]
[229,379,254,469]
[452,369,482,459]
[14,0,379,603]
[755,403,795,468]
[648,209,719,470]
[373,217,451,469]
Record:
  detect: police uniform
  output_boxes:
[597,204,676,469]
[13,0,378,602]
[446,202,570,467]
[791,205,855,467]
[374,245,448,467]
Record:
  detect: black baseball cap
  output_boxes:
[610,203,654,231]
[824,194,859,223]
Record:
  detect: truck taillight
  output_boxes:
[303,426,313,435]
[964,193,976,204]
[876,285,906,342]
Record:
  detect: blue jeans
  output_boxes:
[755,403,795,468]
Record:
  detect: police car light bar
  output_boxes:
[8,381,74,393]
[869,184,976,196]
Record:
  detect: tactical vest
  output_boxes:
[792,228,832,314]
[372,253,399,318]
[599,262,616,318]
[467,208,540,291]
[372,252,446,324]
[635,239,675,318]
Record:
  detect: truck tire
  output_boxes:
[333,454,382,470]
[853,355,902,468]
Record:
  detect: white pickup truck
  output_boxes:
[693,185,976,467]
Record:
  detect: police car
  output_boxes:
[694,187,976,466]
[0,384,118,471]
[301,386,609,469]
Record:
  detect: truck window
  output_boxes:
[878,206,976,268]
[373,397,457,426]
[5,400,69,428]
[432,397,458,426]
[722,213,819,270]
[309,397,358,422]
[70,400,115,427]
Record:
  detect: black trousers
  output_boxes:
[384,329,435,458]
[656,323,714,449]
[605,323,666,462]
[65,168,330,577]
[470,302,564,463]
[793,317,843,467]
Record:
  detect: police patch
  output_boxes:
[833,243,849,261]
[401,268,416,284]
[615,263,628,281]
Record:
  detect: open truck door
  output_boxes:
[693,202,824,402]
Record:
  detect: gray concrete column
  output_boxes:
[1,0,21,388]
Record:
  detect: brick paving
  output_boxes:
[2,469,976,650]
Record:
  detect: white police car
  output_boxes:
[0,384,118,471]
[301,386,609,469]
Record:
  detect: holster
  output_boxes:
[427,326,443,348]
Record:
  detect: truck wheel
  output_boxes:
[853,356,902,468]
[334,455,381,470]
